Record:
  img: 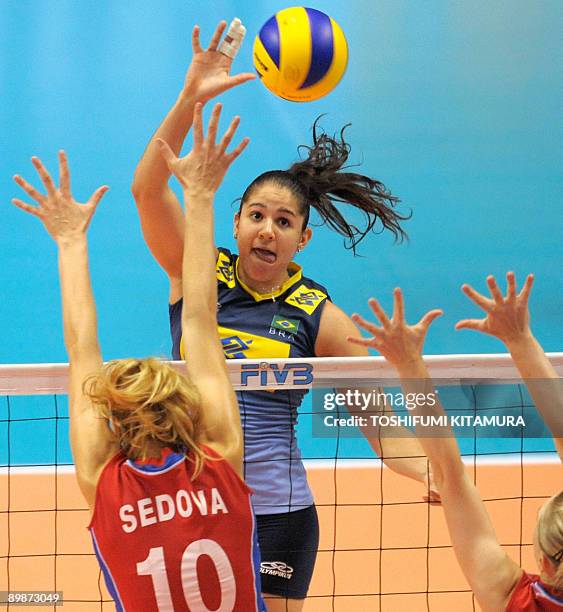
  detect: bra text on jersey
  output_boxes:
[119,487,229,533]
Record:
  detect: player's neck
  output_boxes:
[237,265,291,296]
[139,442,167,461]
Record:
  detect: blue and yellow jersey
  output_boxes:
[169,248,330,514]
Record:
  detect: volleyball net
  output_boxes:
[1,354,562,611]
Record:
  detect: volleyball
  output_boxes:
[253,7,348,102]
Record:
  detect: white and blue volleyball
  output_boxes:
[253,7,348,102]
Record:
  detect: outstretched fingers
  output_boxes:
[11,198,43,218]
[192,102,204,148]
[191,25,203,54]
[88,185,109,210]
[347,335,378,349]
[487,275,504,304]
[206,103,223,148]
[518,273,534,304]
[228,72,257,87]
[418,309,443,332]
[217,114,240,154]
[226,136,250,164]
[506,271,517,300]
[207,20,227,52]
[455,318,486,332]
[58,150,71,198]
[351,312,383,338]
[393,287,405,323]
[13,174,45,205]
[31,157,57,198]
[461,283,492,313]
[368,297,392,329]
[155,138,178,170]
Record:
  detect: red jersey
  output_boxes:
[507,572,563,611]
[88,446,266,611]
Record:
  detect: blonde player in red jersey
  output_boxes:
[12,105,266,611]
[350,274,563,611]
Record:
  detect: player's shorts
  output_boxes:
[256,504,319,599]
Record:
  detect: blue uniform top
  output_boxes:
[170,248,330,514]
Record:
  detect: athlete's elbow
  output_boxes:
[131,174,161,208]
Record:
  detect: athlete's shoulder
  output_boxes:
[216,247,237,288]
[506,571,563,611]
[283,264,331,316]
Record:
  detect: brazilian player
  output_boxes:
[131,18,438,609]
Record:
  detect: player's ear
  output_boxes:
[298,227,313,251]
[233,213,240,239]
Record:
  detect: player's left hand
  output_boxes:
[348,288,443,367]
[157,102,249,195]
[12,151,108,243]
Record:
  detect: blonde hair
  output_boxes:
[84,358,210,479]
[537,491,563,591]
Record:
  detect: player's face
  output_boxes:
[234,183,312,285]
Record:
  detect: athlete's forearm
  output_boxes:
[132,91,196,200]
[58,237,101,357]
[377,436,427,482]
[182,191,217,323]
[395,357,465,488]
[506,335,563,458]
[132,92,199,279]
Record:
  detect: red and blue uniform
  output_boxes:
[88,446,266,611]
[507,572,563,611]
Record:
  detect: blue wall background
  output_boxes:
[2,0,562,365]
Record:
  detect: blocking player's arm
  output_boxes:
[396,358,523,611]
[12,152,118,508]
[506,337,563,461]
[456,273,563,462]
[158,103,250,476]
[351,289,523,611]
[181,193,243,473]
[316,300,435,494]
[131,19,254,302]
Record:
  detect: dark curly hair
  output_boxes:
[239,117,409,253]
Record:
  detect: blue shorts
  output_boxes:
[256,504,319,599]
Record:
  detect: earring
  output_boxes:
[296,246,301,253]
[233,233,238,239]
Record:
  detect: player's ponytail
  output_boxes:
[240,117,408,253]
[537,491,563,590]
[84,358,210,478]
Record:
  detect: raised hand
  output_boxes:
[157,102,249,194]
[12,151,108,242]
[456,272,534,344]
[348,288,442,367]
[184,19,255,103]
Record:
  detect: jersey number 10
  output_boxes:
[137,539,236,611]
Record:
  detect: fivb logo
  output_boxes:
[240,362,314,387]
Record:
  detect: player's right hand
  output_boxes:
[455,272,534,346]
[183,20,255,104]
